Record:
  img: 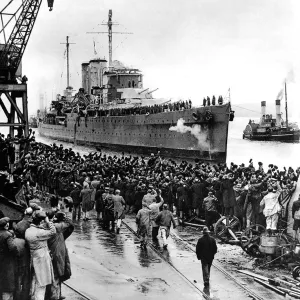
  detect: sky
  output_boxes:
[1,0,300,119]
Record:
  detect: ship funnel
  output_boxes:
[275,99,281,126]
[261,101,266,120]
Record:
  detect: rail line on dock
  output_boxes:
[62,281,94,300]
[169,230,277,300]
[121,220,211,300]
[122,219,282,300]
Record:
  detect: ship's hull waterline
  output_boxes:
[39,103,231,162]
[243,132,300,142]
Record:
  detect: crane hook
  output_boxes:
[47,0,54,11]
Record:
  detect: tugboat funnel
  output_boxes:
[275,99,281,126]
[261,101,266,121]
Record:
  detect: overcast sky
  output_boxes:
[1,0,300,118]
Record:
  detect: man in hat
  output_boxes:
[149,191,164,241]
[260,184,282,235]
[103,188,115,230]
[203,191,220,230]
[156,204,177,249]
[142,188,157,207]
[113,189,126,234]
[196,226,217,288]
[15,207,38,300]
[292,194,300,241]
[136,203,151,249]
[46,211,74,300]
[0,217,18,300]
[95,184,105,221]
[70,183,82,221]
[25,210,56,300]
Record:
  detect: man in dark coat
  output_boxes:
[292,194,300,241]
[70,183,82,220]
[196,226,217,288]
[46,212,74,300]
[190,178,204,217]
[0,217,18,300]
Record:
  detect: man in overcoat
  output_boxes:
[196,226,217,288]
[0,217,18,300]
[25,211,56,300]
[46,212,74,300]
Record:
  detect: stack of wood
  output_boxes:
[238,270,300,298]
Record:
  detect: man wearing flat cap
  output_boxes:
[25,210,56,300]
[0,217,18,300]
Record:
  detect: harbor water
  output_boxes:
[5,116,300,168]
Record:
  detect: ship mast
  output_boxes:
[60,36,75,88]
[87,10,132,68]
[285,81,288,128]
[108,10,113,67]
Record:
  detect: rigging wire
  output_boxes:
[231,104,261,114]
[69,48,80,78]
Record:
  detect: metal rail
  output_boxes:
[122,220,213,300]
[62,281,94,300]
[122,219,271,300]
[169,230,267,300]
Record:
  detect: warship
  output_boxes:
[39,10,234,163]
[243,83,300,142]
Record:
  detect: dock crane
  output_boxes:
[0,0,54,138]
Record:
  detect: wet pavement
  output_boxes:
[63,211,283,300]
[64,215,203,300]
[123,217,257,300]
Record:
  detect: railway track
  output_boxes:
[122,219,281,300]
[62,282,94,300]
[169,231,266,300]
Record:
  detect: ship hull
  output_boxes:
[39,103,231,162]
[243,132,300,142]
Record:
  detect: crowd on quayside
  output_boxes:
[0,130,300,299]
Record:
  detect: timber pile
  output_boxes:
[238,270,300,298]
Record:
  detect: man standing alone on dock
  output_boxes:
[196,226,217,288]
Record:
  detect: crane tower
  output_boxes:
[0,0,53,138]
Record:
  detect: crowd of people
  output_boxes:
[0,132,300,299]
[0,201,74,300]
[46,94,225,122]
[1,135,299,233]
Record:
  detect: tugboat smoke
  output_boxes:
[276,69,295,100]
[169,118,210,150]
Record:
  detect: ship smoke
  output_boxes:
[276,69,295,100]
[169,118,210,150]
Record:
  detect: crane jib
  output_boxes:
[0,0,53,82]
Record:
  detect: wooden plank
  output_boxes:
[254,278,286,296]
[237,270,269,282]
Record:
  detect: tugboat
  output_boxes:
[39,10,235,163]
[243,83,300,142]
